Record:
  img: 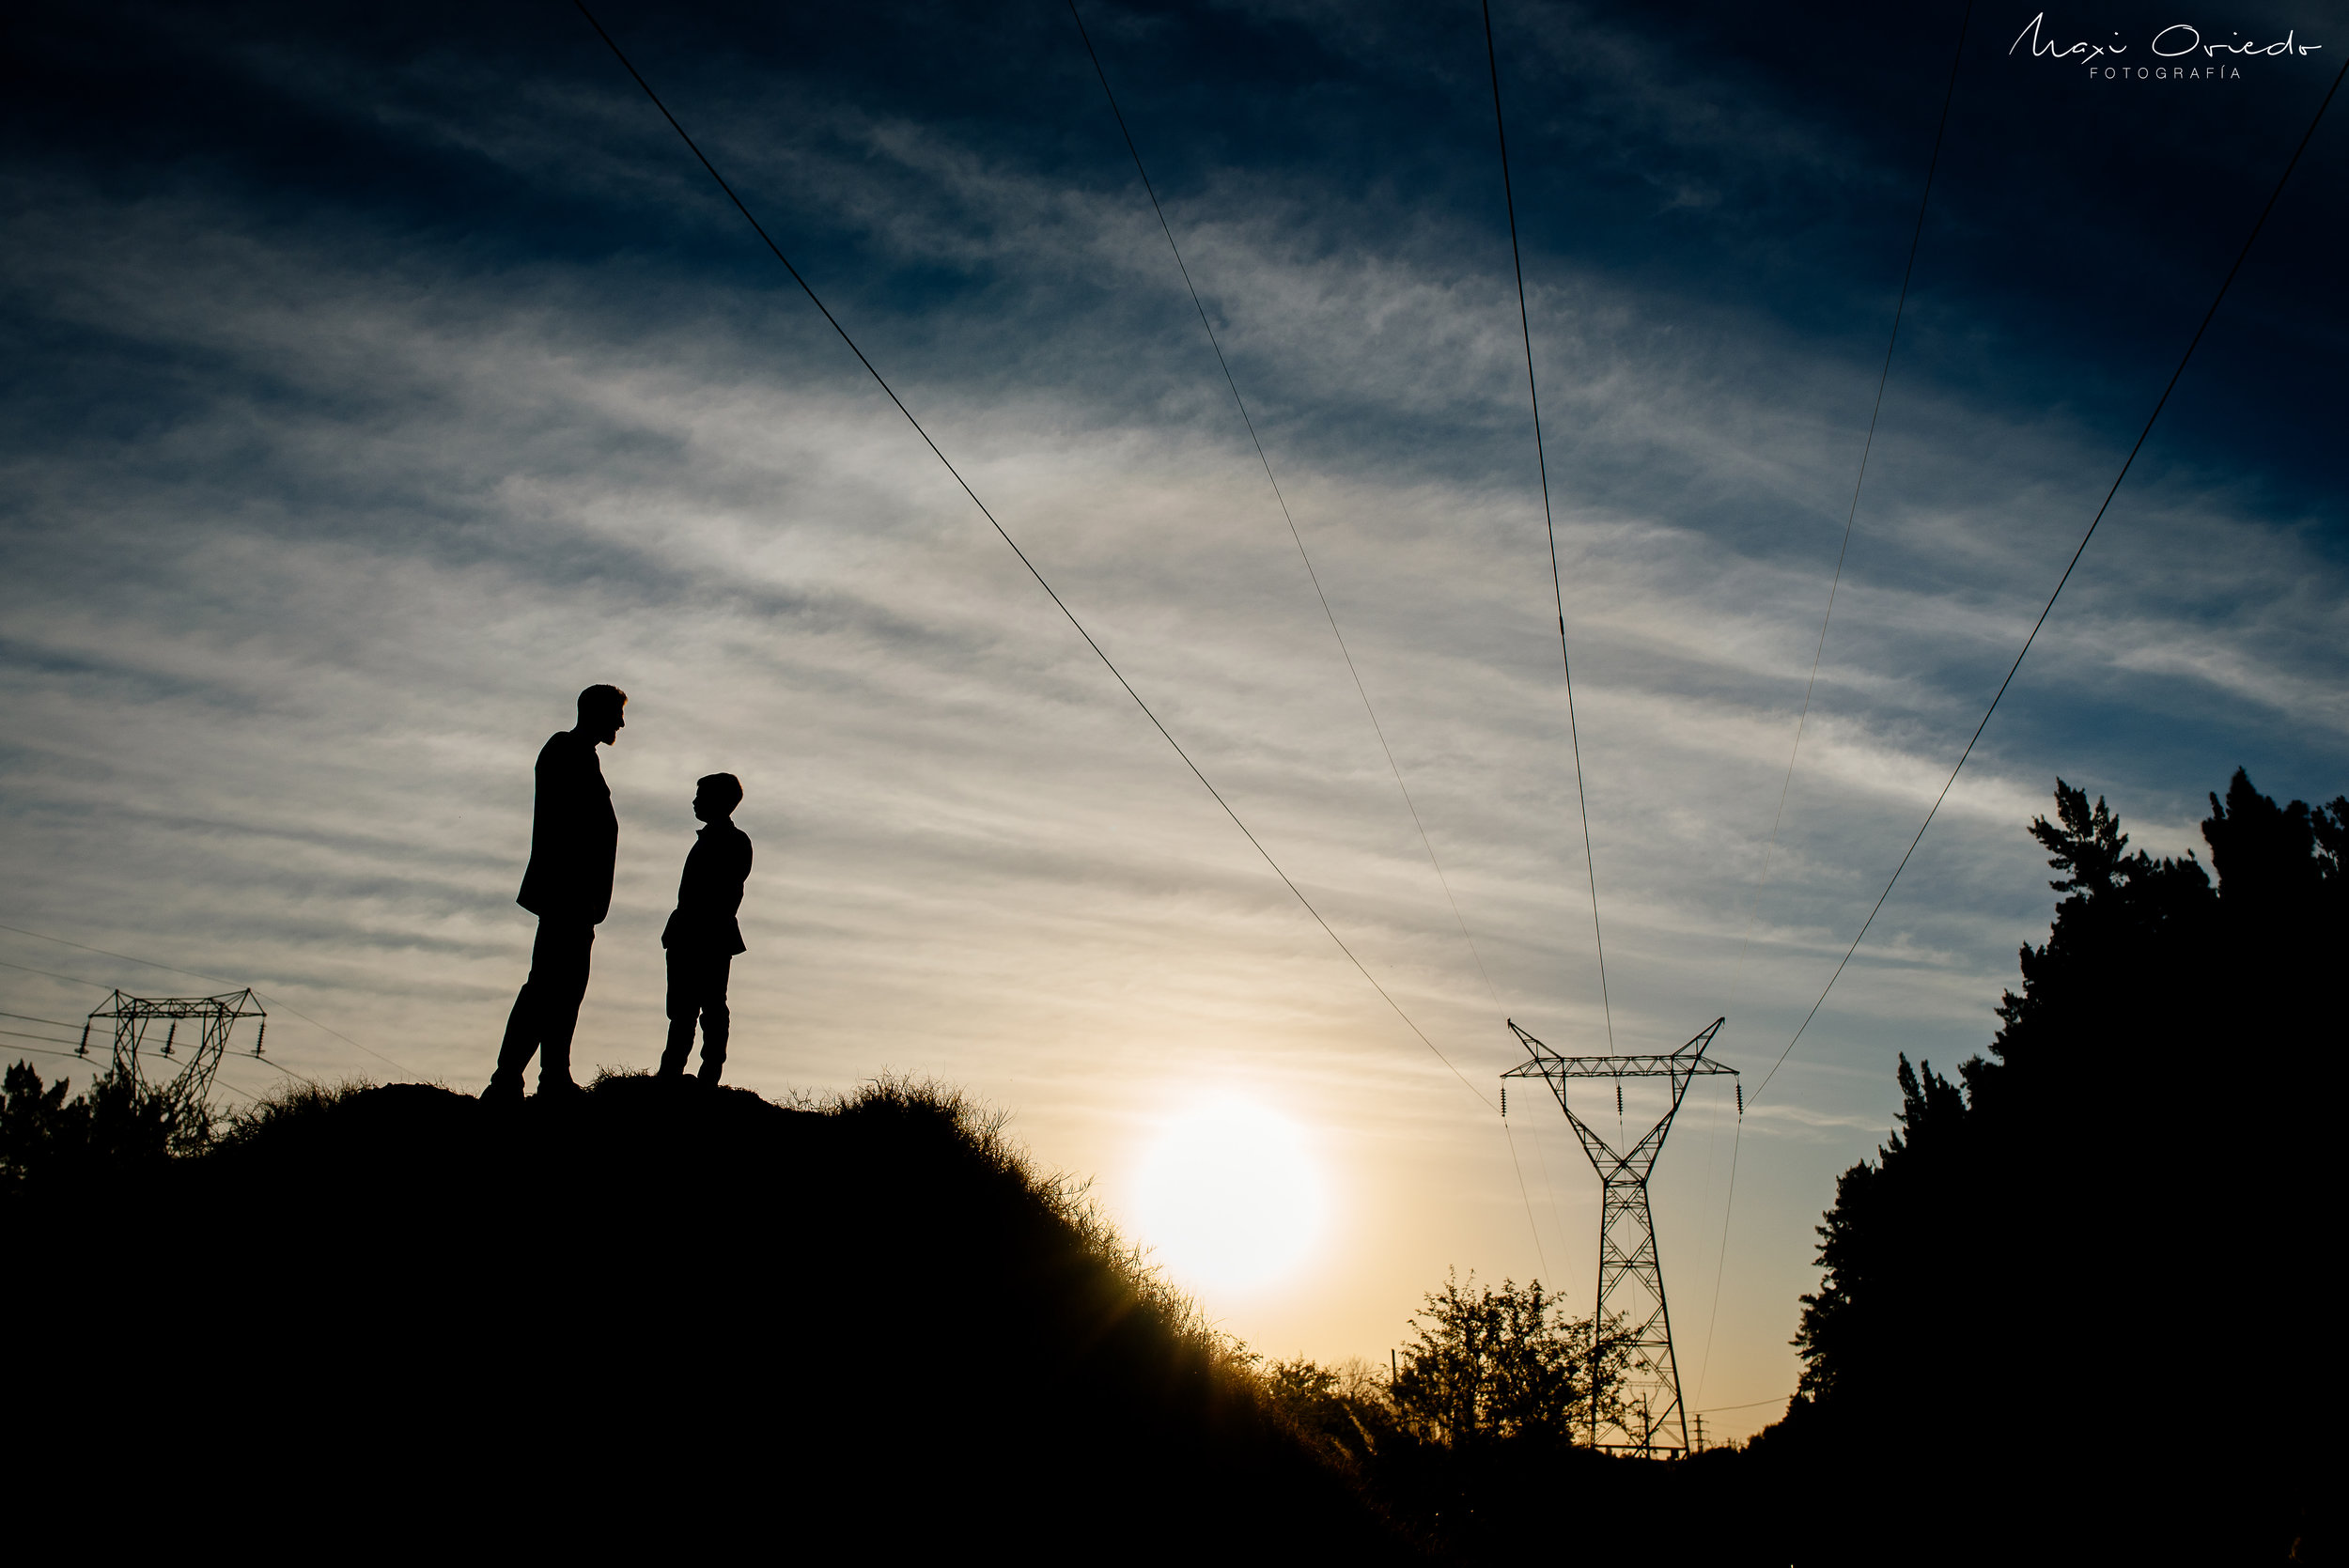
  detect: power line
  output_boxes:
[0,922,241,983]
[1523,1093,1570,1267]
[0,922,414,1079]
[1066,0,1507,1016]
[573,0,1496,1113]
[0,1038,263,1104]
[1689,1110,1743,1407]
[1481,0,1612,1051]
[7,974,310,1083]
[1696,0,1970,1411]
[1724,0,1973,1017]
[0,956,116,991]
[2,1028,87,1049]
[0,1009,86,1030]
[1501,1120,1551,1281]
[1067,0,1560,1263]
[1748,50,2349,1108]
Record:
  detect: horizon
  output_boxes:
[4,0,2344,1443]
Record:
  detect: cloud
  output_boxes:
[3,3,2341,1405]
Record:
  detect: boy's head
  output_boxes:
[692,772,743,823]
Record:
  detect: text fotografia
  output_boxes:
[2011,14,2324,80]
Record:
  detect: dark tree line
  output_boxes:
[0,1059,203,1210]
[1778,770,2342,1560]
[1264,1272,1645,1551]
[8,768,2335,1560]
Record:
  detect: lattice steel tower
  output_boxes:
[1504,1017,1735,1455]
[81,989,267,1117]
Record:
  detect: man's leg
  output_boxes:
[658,948,695,1078]
[531,922,594,1094]
[488,919,563,1099]
[694,955,732,1086]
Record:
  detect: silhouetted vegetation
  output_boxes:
[1772,769,2342,1562]
[13,768,2335,1560]
[1259,1275,1677,1556]
[1390,1272,1626,1447]
[1258,769,2341,1563]
[1,1059,203,1207]
[12,1069,1412,1558]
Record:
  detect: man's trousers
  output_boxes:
[491,919,595,1094]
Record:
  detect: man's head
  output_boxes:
[577,684,628,745]
[692,772,743,823]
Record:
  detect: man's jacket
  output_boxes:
[661,821,753,955]
[517,730,618,924]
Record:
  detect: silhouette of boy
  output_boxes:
[657,772,752,1086]
[485,684,626,1105]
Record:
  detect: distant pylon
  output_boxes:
[1503,1016,1736,1455]
[84,989,266,1118]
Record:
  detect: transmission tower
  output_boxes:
[80,989,266,1117]
[1503,1016,1735,1455]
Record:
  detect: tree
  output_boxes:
[1262,1355,1396,1471]
[1390,1271,1618,1447]
[1781,770,2344,1560]
[1,1059,187,1205]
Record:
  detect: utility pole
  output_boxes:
[82,989,266,1119]
[1503,1017,1736,1456]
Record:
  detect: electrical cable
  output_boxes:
[1501,1120,1551,1281]
[5,997,303,1085]
[0,956,115,990]
[1524,1096,1570,1269]
[0,922,414,1078]
[1482,0,1613,1052]
[1066,0,1507,1014]
[1694,0,1971,1411]
[1688,1109,1742,1406]
[1069,0,1556,1270]
[1723,0,1972,1017]
[572,0,1498,1113]
[1747,48,2349,1109]
[1,1028,87,1049]
[0,1039,263,1105]
[0,1009,86,1030]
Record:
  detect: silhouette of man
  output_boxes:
[657,773,752,1086]
[485,685,626,1105]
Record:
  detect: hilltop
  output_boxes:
[16,1073,1415,1559]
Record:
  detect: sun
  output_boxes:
[1133,1096,1327,1294]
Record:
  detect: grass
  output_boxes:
[15,1063,1414,1558]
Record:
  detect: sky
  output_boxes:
[5,0,2344,1439]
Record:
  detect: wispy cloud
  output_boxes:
[3,0,2339,1420]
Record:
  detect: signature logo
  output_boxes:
[2011,13,2325,79]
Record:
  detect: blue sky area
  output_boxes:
[5,0,2343,1431]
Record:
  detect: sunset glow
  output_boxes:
[1134,1098,1327,1295]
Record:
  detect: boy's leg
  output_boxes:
[695,955,732,1086]
[658,947,695,1078]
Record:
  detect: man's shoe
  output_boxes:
[536,1077,583,1100]
[481,1078,523,1108]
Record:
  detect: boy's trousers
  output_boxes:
[660,947,732,1084]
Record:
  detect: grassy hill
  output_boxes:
[14,1071,1416,1559]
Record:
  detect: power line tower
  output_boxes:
[1504,1016,1735,1456]
[81,989,266,1117]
